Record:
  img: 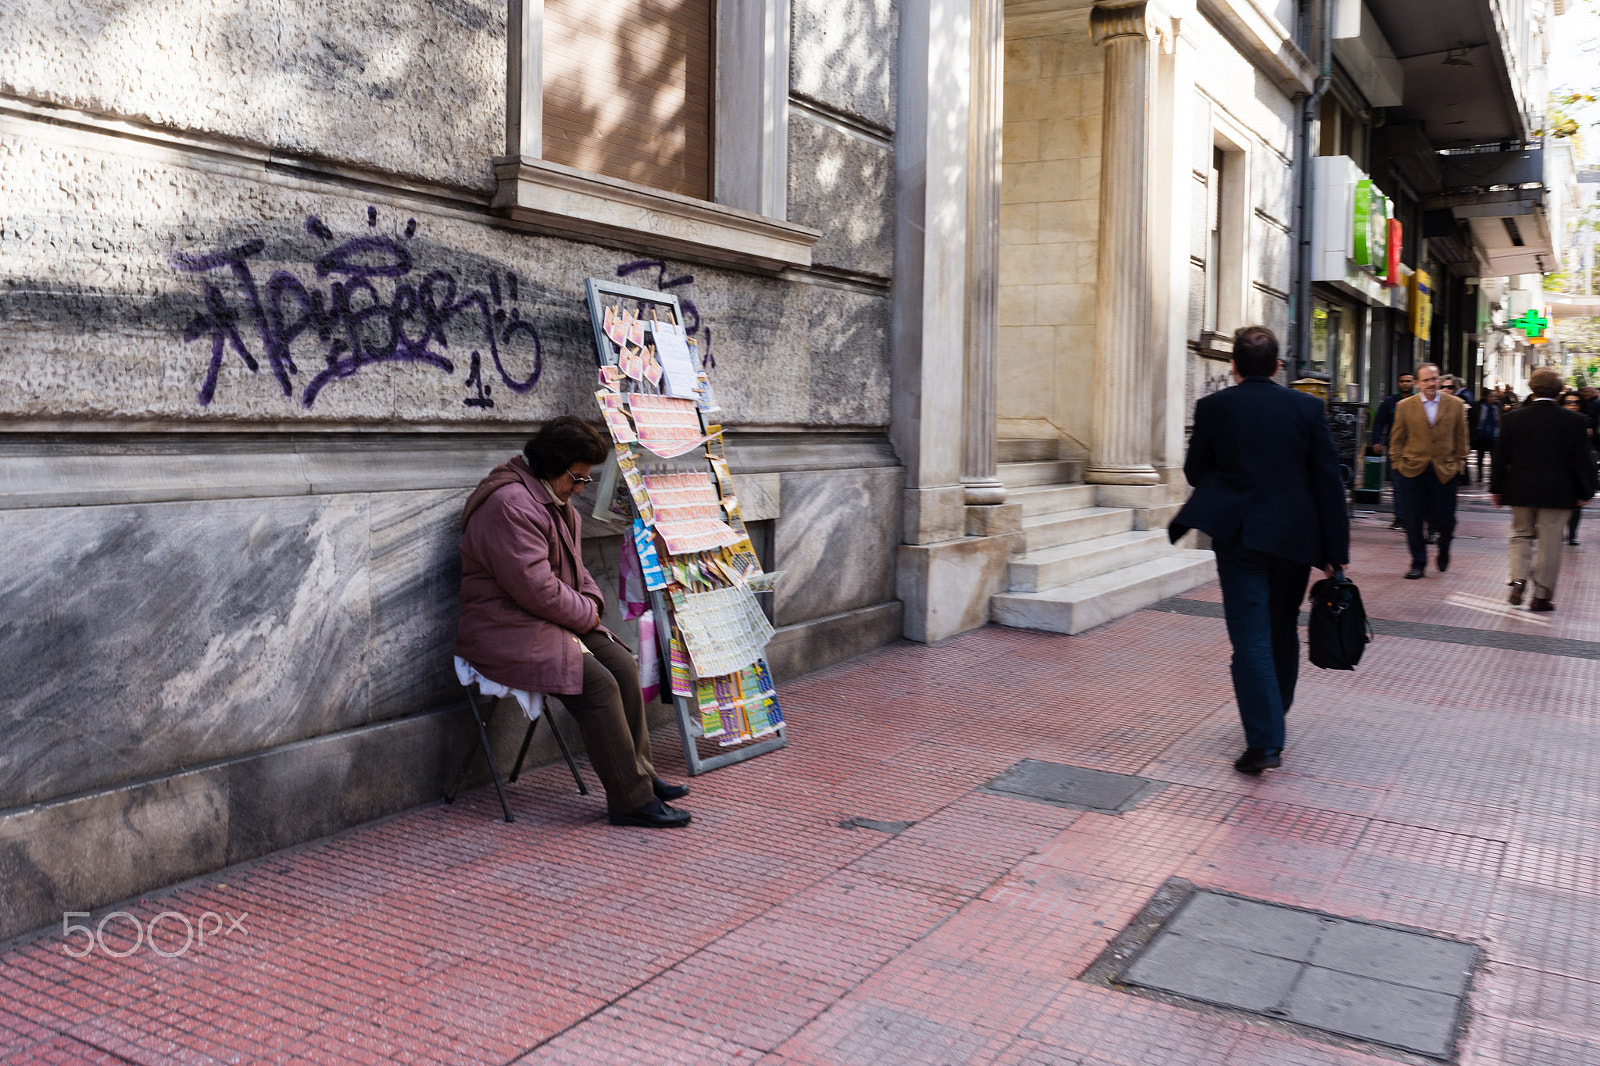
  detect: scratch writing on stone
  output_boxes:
[170,210,542,409]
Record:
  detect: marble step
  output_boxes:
[1008,529,1172,592]
[1136,501,1184,531]
[1021,504,1134,551]
[998,459,1084,488]
[1009,482,1099,519]
[991,550,1218,635]
[997,438,1062,463]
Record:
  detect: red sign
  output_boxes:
[1384,217,1402,287]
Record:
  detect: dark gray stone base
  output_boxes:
[765,600,904,682]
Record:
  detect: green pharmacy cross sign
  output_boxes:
[1509,310,1549,338]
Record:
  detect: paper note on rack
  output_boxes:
[653,328,701,400]
[673,583,776,678]
[632,518,667,590]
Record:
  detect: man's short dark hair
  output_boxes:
[1232,326,1279,377]
[523,415,609,479]
[1529,368,1563,399]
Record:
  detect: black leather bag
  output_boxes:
[1308,569,1372,670]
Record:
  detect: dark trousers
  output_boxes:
[558,630,656,813]
[1388,465,1408,527]
[1396,472,1458,569]
[1213,540,1311,752]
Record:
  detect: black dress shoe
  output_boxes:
[1405,566,1425,579]
[1234,748,1282,774]
[608,798,691,828]
[1388,519,1404,530]
[652,777,689,801]
[1436,548,1450,572]
[1508,579,1526,605]
[1529,597,1555,613]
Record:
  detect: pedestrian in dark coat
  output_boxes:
[1170,326,1350,775]
[1491,370,1598,612]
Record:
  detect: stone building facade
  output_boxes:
[0,0,974,939]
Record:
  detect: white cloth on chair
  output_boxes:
[454,657,545,721]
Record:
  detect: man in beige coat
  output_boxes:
[1389,363,1470,579]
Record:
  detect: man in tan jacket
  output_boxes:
[1389,363,1470,578]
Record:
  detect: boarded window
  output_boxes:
[542,0,715,200]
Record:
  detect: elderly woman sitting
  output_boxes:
[454,416,690,828]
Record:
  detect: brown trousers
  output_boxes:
[1510,506,1568,601]
[557,630,656,813]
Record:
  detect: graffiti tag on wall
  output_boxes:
[170,207,542,409]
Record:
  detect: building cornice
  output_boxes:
[1196,0,1316,95]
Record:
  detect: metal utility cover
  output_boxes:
[1118,890,1478,1061]
[984,760,1158,813]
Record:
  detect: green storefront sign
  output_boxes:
[1352,178,1390,270]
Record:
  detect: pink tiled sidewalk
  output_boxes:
[2,498,1597,1065]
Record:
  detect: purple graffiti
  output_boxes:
[615,259,713,370]
[171,211,542,409]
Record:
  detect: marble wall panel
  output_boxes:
[790,0,896,130]
[787,115,895,278]
[772,466,901,625]
[0,0,504,192]
[0,495,371,808]
[367,488,467,722]
[807,287,892,426]
[0,767,228,940]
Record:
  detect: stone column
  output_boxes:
[1087,0,1161,486]
[962,0,1006,507]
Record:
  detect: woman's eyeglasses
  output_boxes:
[564,469,597,485]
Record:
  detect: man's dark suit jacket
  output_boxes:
[1490,400,1598,509]
[1169,376,1350,569]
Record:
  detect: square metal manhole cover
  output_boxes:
[982,760,1160,813]
[1089,882,1478,1061]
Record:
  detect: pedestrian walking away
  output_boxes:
[1561,390,1590,545]
[1388,363,1469,579]
[1371,370,1415,530]
[1169,326,1350,776]
[1492,369,1597,612]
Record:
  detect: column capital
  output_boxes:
[1090,1,1176,51]
[1090,0,1155,46]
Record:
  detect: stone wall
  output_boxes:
[1182,11,1297,418]
[997,26,1103,459]
[0,0,903,940]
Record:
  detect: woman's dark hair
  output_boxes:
[523,415,608,479]
[1231,326,1280,377]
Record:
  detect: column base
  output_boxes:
[897,530,1025,643]
[1085,463,1160,486]
[962,477,1007,506]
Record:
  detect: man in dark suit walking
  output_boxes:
[1170,326,1350,775]
[1491,368,1597,612]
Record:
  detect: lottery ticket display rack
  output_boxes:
[581,278,788,775]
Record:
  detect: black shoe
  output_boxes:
[1529,598,1555,613]
[1436,548,1450,572]
[1234,748,1282,775]
[1568,539,1580,546]
[608,798,691,828]
[1508,579,1526,606]
[1405,566,1425,579]
[1388,519,1404,530]
[652,777,689,801]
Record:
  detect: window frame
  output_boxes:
[496,0,817,272]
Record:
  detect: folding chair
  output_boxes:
[444,658,588,823]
